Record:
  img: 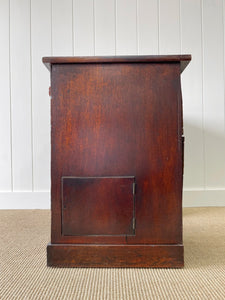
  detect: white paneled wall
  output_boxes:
[0,0,11,191]
[31,0,51,191]
[10,0,33,191]
[0,0,225,208]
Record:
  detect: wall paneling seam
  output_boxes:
[93,0,96,55]
[115,0,117,55]
[30,0,34,191]
[158,0,160,54]
[72,0,74,55]
[51,0,53,56]
[223,0,225,133]
[136,0,139,54]
[200,0,206,189]
[9,0,13,191]
[179,0,182,53]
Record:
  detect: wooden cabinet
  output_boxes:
[43,55,191,267]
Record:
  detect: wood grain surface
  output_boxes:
[46,56,191,267]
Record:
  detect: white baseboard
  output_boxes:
[183,188,225,207]
[0,192,50,209]
[0,189,225,209]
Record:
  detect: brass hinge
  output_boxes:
[132,217,136,230]
[133,182,136,195]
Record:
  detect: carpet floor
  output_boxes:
[1,207,225,299]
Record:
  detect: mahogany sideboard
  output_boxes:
[43,55,191,268]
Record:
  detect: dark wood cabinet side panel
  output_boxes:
[50,63,183,245]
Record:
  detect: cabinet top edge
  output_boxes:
[42,55,191,73]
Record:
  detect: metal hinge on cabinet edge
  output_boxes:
[132,217,136,230]
[132,182,136,231]
[133,182,136,195]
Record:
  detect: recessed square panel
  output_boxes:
[62,176,135,236]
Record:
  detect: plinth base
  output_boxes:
[47,243,184,268]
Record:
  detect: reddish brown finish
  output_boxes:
[47,244,184,268]
[43,55,191,267]
[62,176,135,236]
[51,63,182,244]
[42,55,191,72]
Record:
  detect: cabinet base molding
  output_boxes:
[47,243,184,268]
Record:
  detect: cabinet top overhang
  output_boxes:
[42,55,191,73]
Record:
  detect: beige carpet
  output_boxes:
[1,207,225,299]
